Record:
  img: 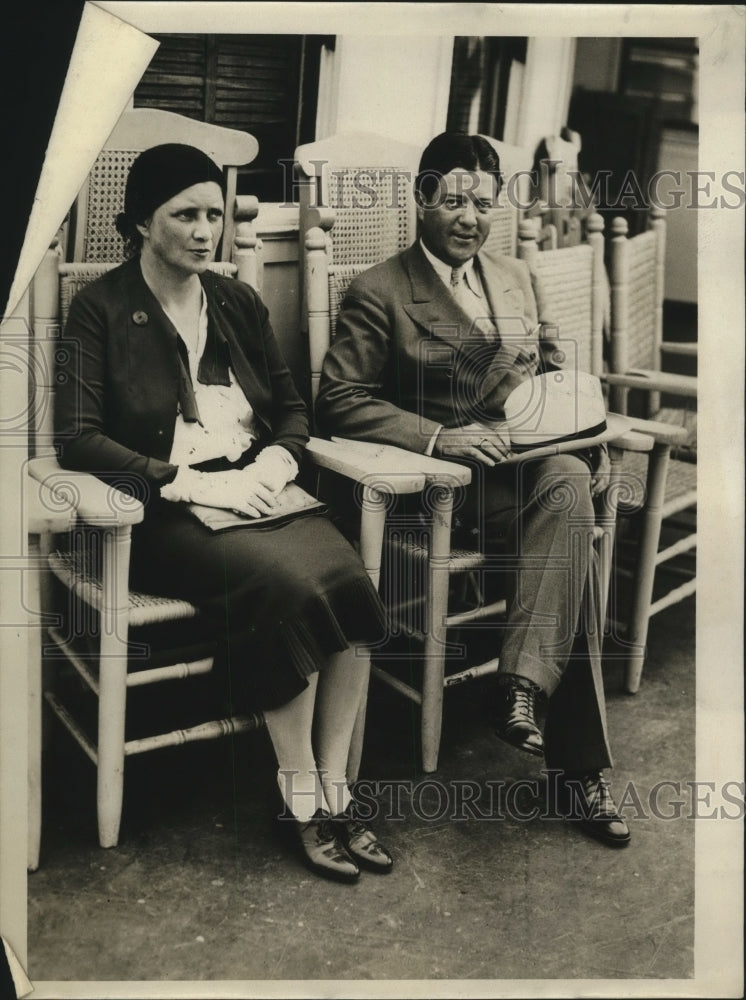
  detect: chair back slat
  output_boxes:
[531,244,595,374]
[518,212,606,376]
[328,264,369,338]
[620,229,659,372]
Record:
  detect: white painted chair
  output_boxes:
[26,113,420,866]
[604,209,697,693]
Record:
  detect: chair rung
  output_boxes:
[660,492,697,519]
[445,599,507,627]
[370,665,422,705]
[444,658,500,687]
[654,533,697,566]
[47,627,215,693]
[126,658,214,687]
[124,714,265,756]
[44,692,98,764]
[649,579,696,617]
[388,538,486,572]
[48,626,99,695]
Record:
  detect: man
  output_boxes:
[316,132,629,847]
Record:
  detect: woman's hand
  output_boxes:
[433,424,512,466]
[163,466,280,517]
[198,468,281,517]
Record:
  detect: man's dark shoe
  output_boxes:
[494,675,544,757]
[560,771,631,847]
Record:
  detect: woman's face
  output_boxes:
[137,181,225,277]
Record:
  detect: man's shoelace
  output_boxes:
[578,774,620,819]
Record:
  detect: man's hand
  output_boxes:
[590,444,611,496]
[434,424,512,466]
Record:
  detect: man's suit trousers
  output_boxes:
[460,451,613,773]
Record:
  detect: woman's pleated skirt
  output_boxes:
[129,501,387,710]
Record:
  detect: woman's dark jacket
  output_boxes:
[54,257,309,497]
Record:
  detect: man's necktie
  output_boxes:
[450,266,496,341]
[450,267,464,302]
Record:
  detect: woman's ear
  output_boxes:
[135,217,151,241]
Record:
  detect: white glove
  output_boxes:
[252,445,299,492]
[162,466,280,518]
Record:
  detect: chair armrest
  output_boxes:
[25,474,77,534]
[660,341,698,358]
[307,437,426,494]
[308,436,472,491]
[603,370,697,398]
[27,457,144,527]
[607,430,655,454]
[614,416,691,448]
[328,437,473,487]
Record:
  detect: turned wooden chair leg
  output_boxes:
[625,442,671,693]
[96,526,132,848]
[421,490,454,773]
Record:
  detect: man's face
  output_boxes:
[417,168,499,267]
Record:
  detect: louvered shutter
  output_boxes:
[134,34,307,200]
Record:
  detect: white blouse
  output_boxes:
[166,292,258,467]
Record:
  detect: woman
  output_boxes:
[55,143,393,883]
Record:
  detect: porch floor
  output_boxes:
[27,592,696,988]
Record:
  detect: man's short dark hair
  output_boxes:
[414,132,502,204]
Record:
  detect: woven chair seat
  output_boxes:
[655,406,697,460]
[388,535,488,573]
[49,550,200,628]
[621,451,697,512]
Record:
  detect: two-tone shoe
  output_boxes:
[284,808,361,883]
[332,801,394,874]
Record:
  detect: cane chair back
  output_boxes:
[516,214,607,377]
[304,204,649,773]
[604,210,697,693]
[478,137,534,257]
[295,131,420,266]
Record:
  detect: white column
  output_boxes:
[510,37,577,153]
[319,36,453,146]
